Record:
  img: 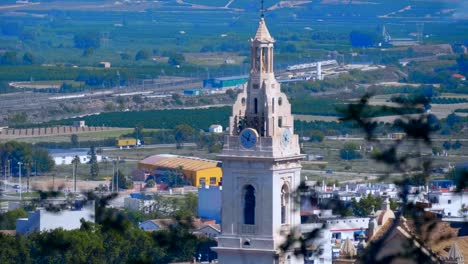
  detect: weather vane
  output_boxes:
[261,0,265,18]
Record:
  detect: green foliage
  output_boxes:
[0,210,215,264]
[73,32,100,49]
[0,51,18,65]
[32,147,55,174]
[70,134,79,147]
[120,53,131,60]
[167,53,185,66]
[456,54,468,75]
[0,208,28,229]
[7,112,28,126]
[392,95,468,105]
[113,170,133,190]
[0,141,54,175]
[305,130,325,142]
[196,132,224,153]
[160,169,185,188]
[174,124,195,148]
[22,52,36,65]
[41,107,230,130]
[339,142,362,160]
[145,179,156,188]
[350,194,389,217]
[135,49,151,61]
[225,88,237,99]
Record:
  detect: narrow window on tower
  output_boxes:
[262,47,268,72]
[254,98,258,114]
[278,116,282,127]
[281,184,290,224]
[244,185,256,225]
[272,98,275,113]
[255,47,261,73]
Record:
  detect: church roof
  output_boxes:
[254,17,274,42]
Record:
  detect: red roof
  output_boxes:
[452,73,466,79]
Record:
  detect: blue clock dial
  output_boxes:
[281,129,291,147]
[240,128,258,149]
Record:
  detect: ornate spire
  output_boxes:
[254,17,274,43]
[340,238,357,258]
[445,242,464,264]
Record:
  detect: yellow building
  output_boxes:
[138,154,222,187]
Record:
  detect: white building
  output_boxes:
[209,124,223,133]
[49,149,102,165]
[16,202,94,235]
[213,16,305,264]
[428,191,468,217]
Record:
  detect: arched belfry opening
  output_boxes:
[244,185,256,225]
[281,184,290,224]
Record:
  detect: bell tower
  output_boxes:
[213,13,304,264]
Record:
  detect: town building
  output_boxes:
[213,15,305,264]
[183,89,202,96]
[72,120,86,128]
[138,154,222,187]
[48,148,102,165]
[98,61,111,68]
[209,124,223,133]
[427,179,468,217]
[16,201,94,235]
[203,75,248,89]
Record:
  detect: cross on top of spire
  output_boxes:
[261,0,265,18]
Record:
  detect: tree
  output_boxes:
[0,208,28,229]
[456,54,468,75]
[82,47,95,57]
[120,53,131,60]
[225,88,237,99]
[160,169,185,188]
[174,124,194,149]
[32,147,54,173]
[307,130,325,142]
[339,142,362,160]
[0,51,18,65]
[73,32,100,49]
[112,170,133,190]
[442,141,451,150]
[452,140,462,149]
[70,134,79,147]
[145,179,155,188]
[22,52,35,65]
[167,53,185,66]
[89,145,99,180]
[135,49,150,61]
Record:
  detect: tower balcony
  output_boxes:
[220,135,302,160]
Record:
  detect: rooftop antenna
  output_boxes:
[261,0,265,18]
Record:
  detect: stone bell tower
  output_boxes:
[213,15,304,264]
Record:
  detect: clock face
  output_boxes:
[240,128,258,149]
[281,129,291,148]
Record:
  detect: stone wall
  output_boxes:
[0,126,120,139]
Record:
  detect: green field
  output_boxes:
[0,0,465,70]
